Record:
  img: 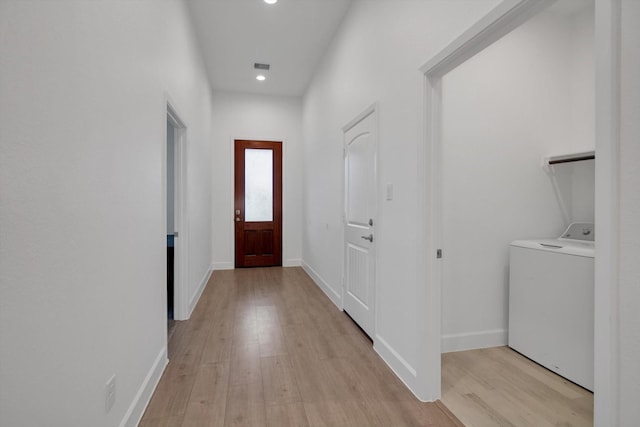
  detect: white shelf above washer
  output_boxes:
[544,150,595,166]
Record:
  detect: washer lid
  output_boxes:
[511,239,594,258]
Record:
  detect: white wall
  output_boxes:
[210,91,303,269]
[618,0,640,425]
[302,0,500,398]
[0,1,214,426]
[440,2,595,352]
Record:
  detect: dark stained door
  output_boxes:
[234,140,282,268]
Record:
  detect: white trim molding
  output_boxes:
[593,0,620,425]
[341,102,378,133]
[212,261,234,270]
[301,260,342,309]
[119,347,168,427]
[188,266,213,318]
[441,329,508,354]
[374,335,418,386]
[419,0,555,77]
[283,258,302,267]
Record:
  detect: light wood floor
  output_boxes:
[141,267,463,427]
[442,346,594,427]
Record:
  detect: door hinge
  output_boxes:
[436,249,442,259]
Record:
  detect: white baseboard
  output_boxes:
[373,334,421,400]
[188,267,213,317]
[441,329,508,353]
[211,261,234,270]
[301,261,342,309]
[283,258,302,267]
[119,346,168,427]
[299,262,427,403]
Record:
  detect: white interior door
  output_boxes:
[343,108,377,339]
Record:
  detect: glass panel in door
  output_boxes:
[244,148,273,222]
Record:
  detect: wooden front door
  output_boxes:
[234,140,282,268]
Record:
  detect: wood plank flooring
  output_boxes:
[442,346,594,427]
[140,267,463,427]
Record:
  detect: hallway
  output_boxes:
[140,267,462,427]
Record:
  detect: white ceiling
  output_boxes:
[186,0,352,97]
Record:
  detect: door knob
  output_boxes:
[361,234,374,242]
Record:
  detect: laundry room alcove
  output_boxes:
[438,0,596,424]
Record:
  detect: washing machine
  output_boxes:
[508,222,594,391]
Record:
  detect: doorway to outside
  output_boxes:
[234,140,283,268]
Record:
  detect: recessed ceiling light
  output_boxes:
[256,75,266,81]
[264,0,277,4]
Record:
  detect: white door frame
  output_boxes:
[342,103,379,336]
[166,101,190,321]
[417,2,620,426]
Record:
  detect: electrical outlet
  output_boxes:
[105,375,116,413]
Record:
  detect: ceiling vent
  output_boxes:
[254,63,270,71]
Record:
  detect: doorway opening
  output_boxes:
[167,120,176,329]
[440,2,595,423]
[234,140,283,268]
[166,102,188,327]
[419,0,616,422]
